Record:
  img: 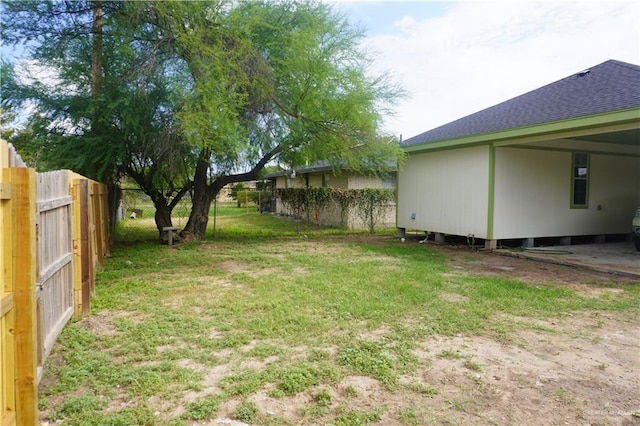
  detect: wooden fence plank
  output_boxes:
[35,170,74,380]
[72,179,82,318]
[1,142,110,423]
[93,182,104,265]
[78,178,91,316]
[37,195,72,213]
[0,294,13,317]
[37,253,73,288]
[1,165,17,426]
[12,167,38,426]
[0,182,11,200]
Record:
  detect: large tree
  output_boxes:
[1,0,404,241]
[150,0,405,240]
[1,0,194,235]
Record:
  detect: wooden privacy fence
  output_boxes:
[1,140,110,425]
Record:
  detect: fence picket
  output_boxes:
[12,167,38,426]
[1,141,111,424]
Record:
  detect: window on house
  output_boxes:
[322,173,329,187]
[572,152,589,207]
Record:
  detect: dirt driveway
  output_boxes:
[420,244,640,426]
[497,241,640,279]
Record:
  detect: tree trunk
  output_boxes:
[107,184,121,246]
[182,158,211,240]
[153,201,173,241]
[182,145,283,241]
[91,1,103,98]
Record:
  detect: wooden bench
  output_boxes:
[162,226,179,246]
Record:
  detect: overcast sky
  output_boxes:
[331,0,640,140]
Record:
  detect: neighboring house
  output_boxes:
[266,161,397,229]
[218,180,259,204]
[397,59,640,249]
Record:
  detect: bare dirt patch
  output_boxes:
[218,260,276,278]
[408,314,640,425]
[77,309,140,337]
[437,243,637,287]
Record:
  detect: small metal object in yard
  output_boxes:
[163,226,179,246]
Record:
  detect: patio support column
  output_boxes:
[486,144,496,248]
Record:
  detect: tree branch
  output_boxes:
[208,144,283,196]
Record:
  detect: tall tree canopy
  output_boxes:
[1,0,405,240]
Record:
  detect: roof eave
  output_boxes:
[403,107,640,154]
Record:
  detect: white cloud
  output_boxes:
[363,1,640,139]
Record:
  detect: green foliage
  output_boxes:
[335,406,384,425]
[1,0,405,239]
[315,388,333,407]
[303,388,333,420]
[182,395,222,421]
[338,340,398,388]
[232,400,259,424]
[273,362,339,396]
[354,188,396,233]
[230,183,245,207]
[231,185,271,209]
[463,359,484,372]
[53,395,106,420]
[399,406,420,426]
[219,369,266,397]
[277,187,395,231]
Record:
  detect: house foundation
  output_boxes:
[484,239,497,250]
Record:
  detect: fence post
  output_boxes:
[87,182,96,297]
[12,167,38,425]
[72,177,91,317]
[1,167,17,426]
[92,183,103,265]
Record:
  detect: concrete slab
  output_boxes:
[496,242,640,279]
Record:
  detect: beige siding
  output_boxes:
[288,175,305,188]
[397,146,490,237]
[493,148,640,239]
[493,148,569,238]
[307,174,323,187]
[272,170,397,229]
[275,176,287,189]
[347,174,382,189]
[328,174,348,189]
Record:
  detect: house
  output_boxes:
[397,59,640,249]
[266,161,396,229]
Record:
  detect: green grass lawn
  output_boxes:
[38,205,640,425]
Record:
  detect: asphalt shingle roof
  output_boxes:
[401,59,640,148]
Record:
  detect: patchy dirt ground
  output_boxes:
[396,244,640,425]
[40,242,640,426]
[193,246,639,425]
